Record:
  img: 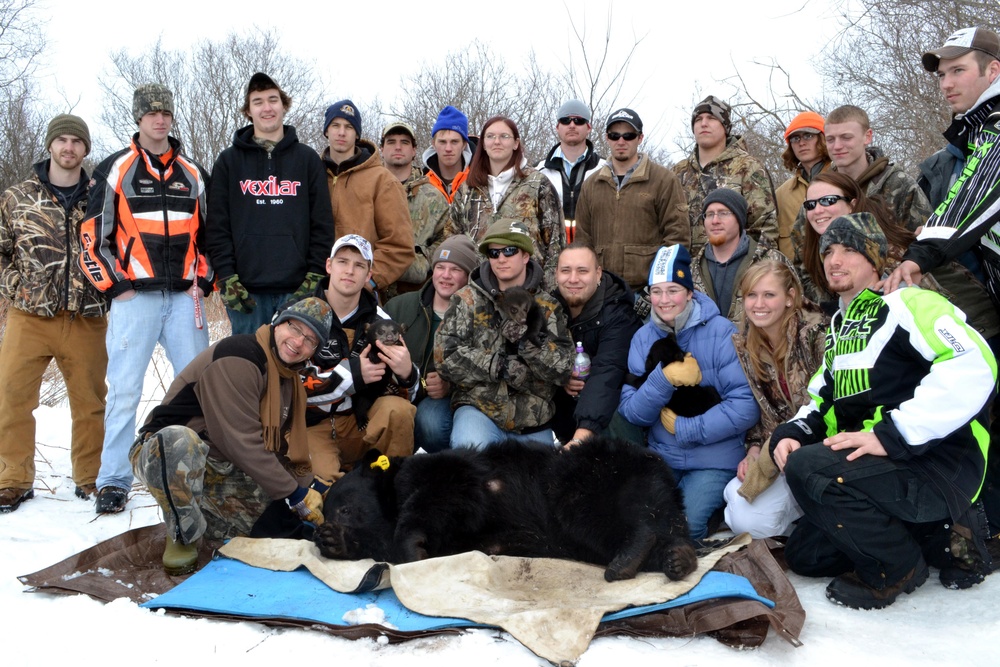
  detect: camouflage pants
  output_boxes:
[130,425,272,544]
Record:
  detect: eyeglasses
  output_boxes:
[702,210,734,221]
[788,133,819,145]
[607,132,639,141]
[558,117,588,126]
[647,287,688,298]
[286,320,320,351]
[802,195,851,211]
[486,246,521,259]
[485,133,514,142]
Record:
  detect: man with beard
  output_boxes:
[0,115,108,512]
[551,242,640,446]
[381,122,451,292]
[691,189,791,322]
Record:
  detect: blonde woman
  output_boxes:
[722,260,828,538]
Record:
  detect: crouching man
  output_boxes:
[130,297,333,575]
[772,213,997,609]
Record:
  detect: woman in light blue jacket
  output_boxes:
[619,244,759,539]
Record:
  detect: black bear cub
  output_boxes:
[624,331,722,417]
[314,437,698,582]
[353,319,406,430]
[495,286,545,347]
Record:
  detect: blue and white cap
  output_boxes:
[648,244,693,291]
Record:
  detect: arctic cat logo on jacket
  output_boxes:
[239,176,302,196]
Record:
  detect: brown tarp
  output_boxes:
[19,524,803,651]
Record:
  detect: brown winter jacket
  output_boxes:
[575,154,690,290]
[774,161,831,259]
[324,140,415,291]
[734,306,828,503]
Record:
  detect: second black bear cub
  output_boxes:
[354,319,406,430]
[496,286,545,347]
[625,332,722,417]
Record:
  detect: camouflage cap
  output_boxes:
[692,95,732,135]
[273,296,333,347]
[133,84,174,123]
[331,233,374,264]
[819,212,887,274]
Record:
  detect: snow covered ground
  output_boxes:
[4,404,1000,665]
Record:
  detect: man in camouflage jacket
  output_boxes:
[672,95,778,257]
[435,219,573,449]
[380,122,451,293]
[0,115,108,512]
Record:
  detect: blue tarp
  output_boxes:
[142,556,774,631]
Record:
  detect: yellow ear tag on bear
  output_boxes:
[370,455,390,471]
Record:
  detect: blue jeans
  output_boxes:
[97,291,209,490]
[226,292,294,336]
[414,397,454,453]
[673,467,734,540]
[449,405,555,450]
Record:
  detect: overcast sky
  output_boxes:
[38,0,846,158]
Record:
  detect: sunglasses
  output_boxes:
[607,131,639,141]
[803,194,851,211]
[486,246,522,259]
[558,117,588,126]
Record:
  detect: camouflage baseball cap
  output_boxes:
[331,233,374,264]
[273,296,333,347]
[692,95,732,134]
[819,212,887,274]
[133,84,174,123]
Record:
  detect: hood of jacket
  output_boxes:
[422,143,474,179]
[323,138,380,176]
[231,124,302,153]
[470,258,544,301]
[541,139,603,172]
[555,269,631,326]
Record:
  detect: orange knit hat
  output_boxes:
[784,111,825,141]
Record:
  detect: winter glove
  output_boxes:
[504,357,531,387]
[293,271,325,300]
[634,291,652,319]
[220,274,256,313]
[500,319,528,343]
[310,476,333,499]
[662,353,702,386]
[287,487,324,524]
[659,407,678,435]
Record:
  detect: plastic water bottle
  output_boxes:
[573,342,591,379]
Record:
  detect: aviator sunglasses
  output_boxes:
[486,246,522,259]
[802,194,851,211]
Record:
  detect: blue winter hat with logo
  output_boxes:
[431,105,469,143]
[324,99,362,137]
[648,245,693,291]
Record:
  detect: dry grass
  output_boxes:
[0,293,234,407]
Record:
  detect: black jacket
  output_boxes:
[538,139,605,220]
[551,270,640,440]
[207,124,334,293]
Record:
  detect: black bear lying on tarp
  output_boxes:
[314,436,698,582]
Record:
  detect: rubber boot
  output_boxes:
[163,534,198,576]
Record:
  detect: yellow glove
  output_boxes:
[290,487,325,524]
[660,407,678,434]
[662,353,702,386]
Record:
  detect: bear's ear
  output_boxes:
[360,448,389,476]
[398,322,407,335]
[363,322,373,335]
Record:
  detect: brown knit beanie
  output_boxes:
[46,114,91,155]
[432,235,480,275]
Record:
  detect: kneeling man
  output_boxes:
[772,213,996,608]
[132,297,333,574]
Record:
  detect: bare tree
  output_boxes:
[97,29,328,168]
[817,0,1000,171]
[378,41,571,165]
[0,0,43,94]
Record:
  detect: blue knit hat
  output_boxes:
[324,100,362,137]
[648,245,694,291]
[431,106,469,143]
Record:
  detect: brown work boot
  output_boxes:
[0,487,34,513]
[826,557,929,610]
